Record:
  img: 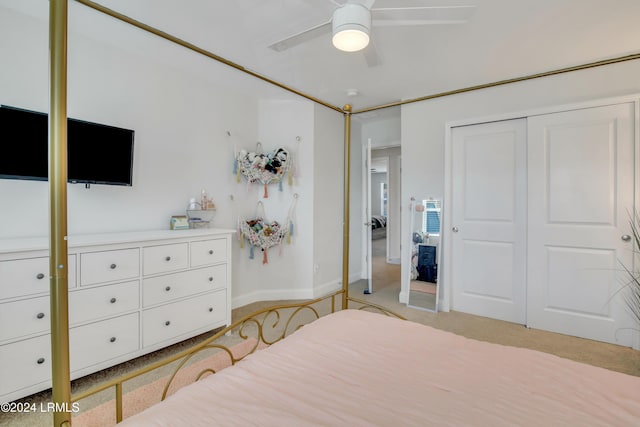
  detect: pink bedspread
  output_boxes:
[120,309,640,426]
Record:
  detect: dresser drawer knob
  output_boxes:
[36,273,45,280]
[110,337,117,343]
[208,250,214,255]
[36,312,45,319]
[165,321,171,326]
[165,256,171,261]
[165,286,171,292]
[110,263,117,270]
[110,297,117,304]
[37,357,45,365]
[208,277,214,282]
[208,307,213,312]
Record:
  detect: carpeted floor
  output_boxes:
[2,237,639,426]
[71,338,258,427]
[351,238,640,377]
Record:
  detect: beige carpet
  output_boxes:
[72,338,257,427]
[351,238,640,377]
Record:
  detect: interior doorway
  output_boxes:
[362,146,401,296]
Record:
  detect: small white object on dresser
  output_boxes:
[0,228,234,402]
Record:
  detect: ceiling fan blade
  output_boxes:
[371,0,456,8]
[345,0,376,8]
[362,39,382,67]
[371,5,476,26]
[267,20,332,52]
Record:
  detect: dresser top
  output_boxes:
[0,228,236,254]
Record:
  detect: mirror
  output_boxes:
[407,197,442,312]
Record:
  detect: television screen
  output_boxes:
[0,105,135,186]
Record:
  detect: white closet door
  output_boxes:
[527,102,636,346]
[450,119,527,323]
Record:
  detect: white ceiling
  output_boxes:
[3,0,640,115]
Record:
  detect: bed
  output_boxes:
[92,306,640,427]
[38,3,640,427]
[371,215,387,240]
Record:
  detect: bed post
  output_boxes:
[342,104,352,310]
[49,1,72,426]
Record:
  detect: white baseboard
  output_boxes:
[349,272,362,284]
[231,277,356,309]
[312,280,341,298]
[232,288,313,309]
[398,291,409,304]
[387,257,400,265]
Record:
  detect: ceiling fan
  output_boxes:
[268,0,476,66]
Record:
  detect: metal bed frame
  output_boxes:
[43,1,640,425]
[71,290,403,424]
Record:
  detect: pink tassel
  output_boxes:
[262,248,268,264]
[263,183,269,198]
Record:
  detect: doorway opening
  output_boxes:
[358,147,401,298]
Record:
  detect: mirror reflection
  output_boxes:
[408,197,442,312]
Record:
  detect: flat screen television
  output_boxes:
[0,105,135,186]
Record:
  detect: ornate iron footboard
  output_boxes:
[71,290,403,424]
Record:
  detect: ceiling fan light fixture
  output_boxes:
[333,28,370,52]
[332,4,371,52]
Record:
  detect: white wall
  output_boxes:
[349,120,364,284]
[0,6,346,309]
[361,113,401,148]
[230,99,315,306]
[313,105,345,293]
[0,6,258,239]
[388,154,401,264]
[400,59,640,303]
[232,99,343,305]
[370,173,386,217]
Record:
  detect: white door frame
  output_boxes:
[362,139,373,294]
[444,94,640,334]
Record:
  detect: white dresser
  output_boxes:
[0,228,234,402]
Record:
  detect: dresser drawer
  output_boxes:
[142,265,227,307]
[70,313,139,372]
[69,280,140,325]
[190,238,227,267]
[0,296,51,342]
[143,243,188,276]
[142,290,226,347]
[0,255,77,299]
[80,248,140,286]
[0,334,52,397]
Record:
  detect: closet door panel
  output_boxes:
[450,119,527,324]
[546,120,615,224]
[527,102,635,347]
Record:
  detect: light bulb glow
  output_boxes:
[332,28,370,52]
